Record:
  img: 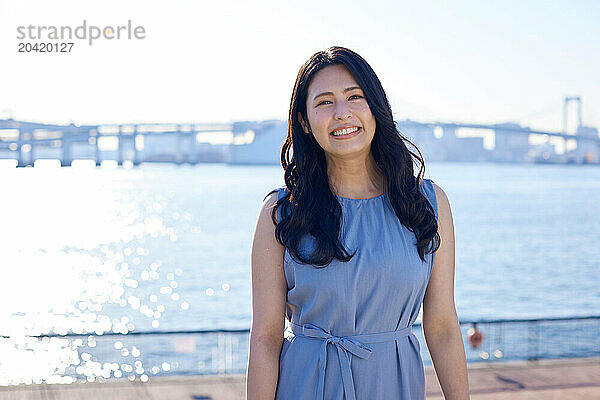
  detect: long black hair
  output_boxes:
[266,46,440,268]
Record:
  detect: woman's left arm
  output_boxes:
[422,183,470,400]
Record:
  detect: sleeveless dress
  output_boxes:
[273,178,439,400]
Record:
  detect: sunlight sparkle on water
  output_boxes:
[0,168,192,385]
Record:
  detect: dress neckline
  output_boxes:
[334,191,387,202]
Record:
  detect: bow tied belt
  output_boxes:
[289,322,414,400]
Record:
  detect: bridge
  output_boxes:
[0,120,236,167]
[0,116,598,167]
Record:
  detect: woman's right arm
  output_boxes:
[246,191,287,400]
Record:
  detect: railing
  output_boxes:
[1,315,598,384]
[455,315,600,363]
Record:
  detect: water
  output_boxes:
[0,161,598,384]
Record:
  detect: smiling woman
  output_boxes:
[247,46,470,400]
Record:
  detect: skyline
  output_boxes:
[0,0,599,135]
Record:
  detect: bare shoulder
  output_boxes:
[430,181,452,222]
[431,181,449,207]
[263,188,280,207]
[261,190,280,224]
[254,189,283,245]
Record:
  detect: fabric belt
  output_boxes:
[289,322,413,400]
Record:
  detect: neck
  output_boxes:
[326,152,386,198]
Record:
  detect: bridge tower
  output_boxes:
[563,96,582,134]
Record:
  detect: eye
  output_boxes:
[317,95,362,107]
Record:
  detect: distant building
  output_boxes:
[574,126,599,163]
[228,120,287,165]
[436,125,487,162]
[452,137,487,162]
[397,120,444,162]
[492,123,531,163]
[529,142,566,164]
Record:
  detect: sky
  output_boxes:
[0,0,599,134]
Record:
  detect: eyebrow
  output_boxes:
[312,86,363,102]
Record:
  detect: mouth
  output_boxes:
[330,126,362,138]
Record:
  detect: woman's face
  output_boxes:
[300,64,377,159]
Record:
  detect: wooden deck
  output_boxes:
[1,356,598,399]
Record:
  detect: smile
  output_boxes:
[330,126,361,137]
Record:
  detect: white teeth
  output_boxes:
[332,127,359,136]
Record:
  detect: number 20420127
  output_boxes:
[18,42,74,52]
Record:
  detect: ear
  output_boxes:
[297,112,311,134]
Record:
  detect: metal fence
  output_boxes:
[454,315,600,363]
[1,315,598,384]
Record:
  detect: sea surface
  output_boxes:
[0,161,598,384]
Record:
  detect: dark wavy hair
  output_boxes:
[265,46,440,268]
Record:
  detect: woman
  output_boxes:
[247,46,469,400]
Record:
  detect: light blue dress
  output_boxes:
[274,178,438,400]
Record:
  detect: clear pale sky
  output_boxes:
[0,0,598,134]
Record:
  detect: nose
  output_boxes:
[334,100,352,120]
